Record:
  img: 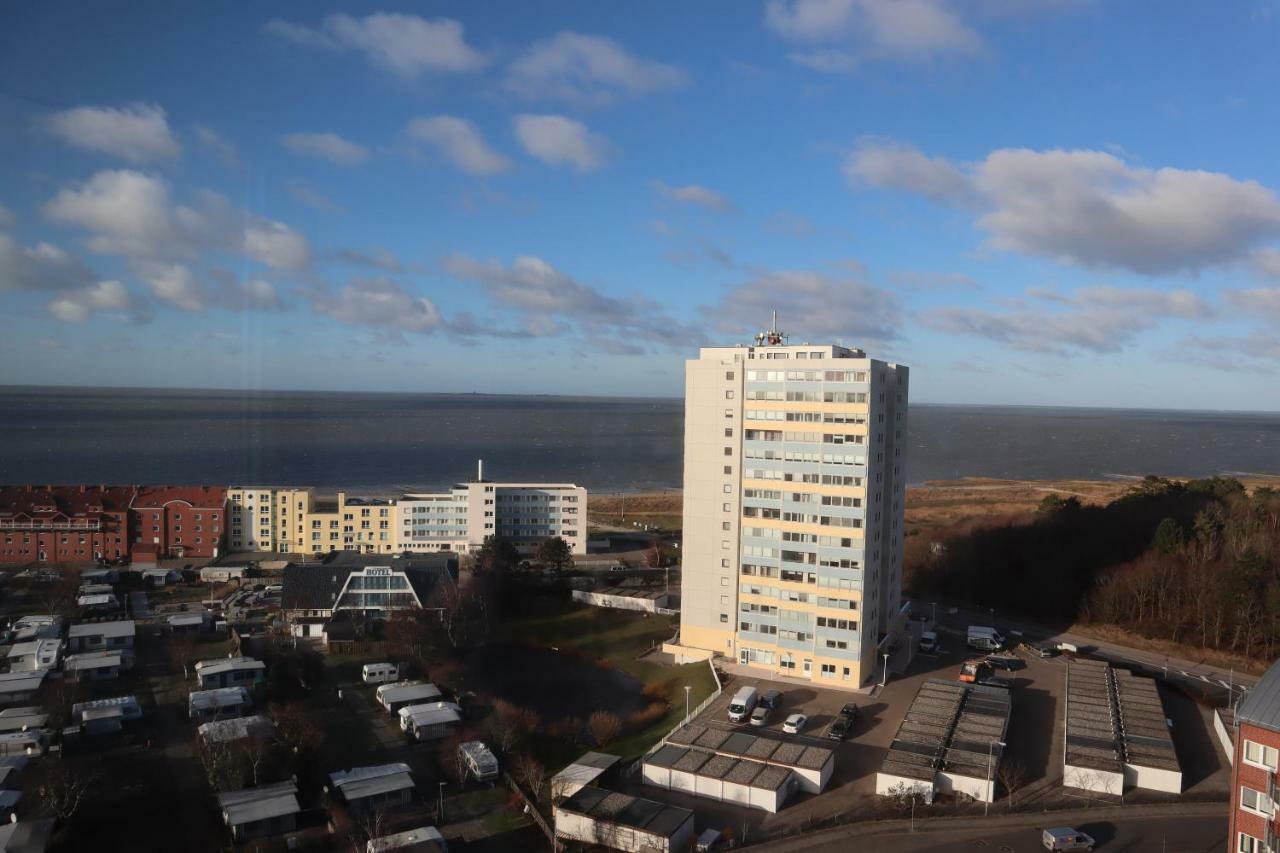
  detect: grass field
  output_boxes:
[506,601,717,761]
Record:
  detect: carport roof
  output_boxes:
[647,745,687,769]
[557,786,693,838]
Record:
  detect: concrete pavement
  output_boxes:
[912,599,1256,700]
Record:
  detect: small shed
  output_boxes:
[194,657,265,690]
[63,651,122,682]
[551,751,620,800]
[329,763,415,815]
[71,696,142,734]
[0,672,45,705]
[76,593,120,612]
[367,826,447,853]
[67,620,135,656]
[202,566,248,583]
[198,715,275,745]
[554,786,695,853]
[398,702,462,742]
[375,681,442,714]
[189,687,253,722]
[218,781,301,842]
[168,612,211,634]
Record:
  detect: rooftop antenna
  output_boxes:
[754,310,788,347]
[477,459,484,482]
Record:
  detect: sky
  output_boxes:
[1,1,1279,410]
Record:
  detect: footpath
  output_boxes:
[749,799,1227,850]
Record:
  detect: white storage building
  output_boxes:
[554,786,695,853]
[398,702,462,742]
[194,656,266,690]
[665,723,835,795]
[643,744,793,813]
[66,620,135,660]
[218,781,301,842]
[329,763,416,815]
[376,681,442,714]
[189,686,253,721]
[63,651,123,682]
[551,751,620,801]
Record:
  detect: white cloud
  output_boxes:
[1224,286,1280,321]
[0,233,93,292]
[845,138,974,205]
[704,268,902,346]
[286,180,345,214]
[311,278,444,334]
[47,280,132,323]
[407,117,511,175]
[921,285,1214,354]
[264,13,489,76]
[654,182,734,213]
[338,248,403,272]
[766,0,983,67]
[43,103,180,163]
[506,32,686,105]
[243,220,312,270]
[42,169,311,270]
[513,115,609,172]
[136,261,207,311]
[442,253,697,352]
[281,132,369,166]
[848,141,1280,275]
[194,125,238,167]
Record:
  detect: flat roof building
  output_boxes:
[194,656,266,690]
[551,752,621,801]
[189,686,253,721]
[329,763,415,815]
[66,620,134,656]
[554,786,695,853]
[217,781,301,842]
[1227,658,1280,853]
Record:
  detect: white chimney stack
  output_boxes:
[478,459,484,482]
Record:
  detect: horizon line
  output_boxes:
[1,382,1278,417]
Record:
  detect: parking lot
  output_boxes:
[623,633,1231,842]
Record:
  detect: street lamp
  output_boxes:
[438,781,446,822]
[930,601,937,626]
[881,653,891,688]
[985,739,1006,816]
[684,685,692,723]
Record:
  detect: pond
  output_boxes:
[464,643,650,721]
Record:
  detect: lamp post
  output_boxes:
[985,739,1006,816]
[930,601,937,626]
[684,685,692,723]
[438,781,446,822]
[881,653,890,688]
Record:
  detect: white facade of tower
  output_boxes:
[677,335,908,686]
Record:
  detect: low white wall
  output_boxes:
[1063,762,1124,797]
[793,765,825,795]
[1124,762,1182,794]
[875,772,935,804]
[642,764,670,788]
[661,643,714,664]
[669,769,696,793]
[1214,710,1233,766]
[937,770,993,803]
[694,775,723,800]
[749,784,785,813]
[571,590,667,613]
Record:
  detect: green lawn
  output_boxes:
[506,602,717,762]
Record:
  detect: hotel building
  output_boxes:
[399,477,586,555]
[676,322,909,686]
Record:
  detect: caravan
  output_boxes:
[361,663,401,685]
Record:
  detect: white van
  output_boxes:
[728,686,759,723]
[1042,827,1094,851]
[361,662,400,684]
[967,626,1005,652]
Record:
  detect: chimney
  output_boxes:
[477,459,484,482]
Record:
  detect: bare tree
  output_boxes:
[485,708,521,757]
[997,759,1027,811]
[385,609,435,673]
[514,752,548,802]
[270,701,322,756]
[241,732,274,787]
[35,759,95,821]
[587,711,623,748]
[199,737,246,792]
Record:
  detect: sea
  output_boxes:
[0,386,1277,492]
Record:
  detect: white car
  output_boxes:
[782,713,807,734]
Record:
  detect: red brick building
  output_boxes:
[130,486,227,561]
[0,485,133,564]
[1230,660,1280,853]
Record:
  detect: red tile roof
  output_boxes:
[131,486,227,510]
[0,485,136,519]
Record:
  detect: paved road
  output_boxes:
[911,598,1256,699]
[764,813,1226,853]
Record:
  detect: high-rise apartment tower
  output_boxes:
[677,320,909,686]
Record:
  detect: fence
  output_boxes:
[503,770,556,845]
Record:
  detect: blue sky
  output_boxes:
[2,1,1279,409]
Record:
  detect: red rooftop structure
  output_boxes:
[130,486,227,561]
[0,485,133,564]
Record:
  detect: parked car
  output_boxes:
[979,675,1015,690]
[1029,643,1057,658]
[985,656,1023,671]
[759,689,783,710]
[782,713,808,734]
[748,706,771,727]
[1042,827,1094,851]
[727,686,759,724]
[826,716,851,741]
[838,703,859,724]
[918,631,939,654]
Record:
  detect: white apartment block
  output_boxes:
[400,481,586,555]
[677,327,908,687]
[229,475,586,557]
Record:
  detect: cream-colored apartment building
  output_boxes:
[228,488,397,554]
[677,328,908,687]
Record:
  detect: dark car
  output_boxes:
[979,675,1015,690]
[760,689,783,710]
[838,702,859,723]
[985,656,1023,671]
[1029,643,1057,658]
[826,716,851,741]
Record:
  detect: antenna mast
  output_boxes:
[754,311,788,347]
